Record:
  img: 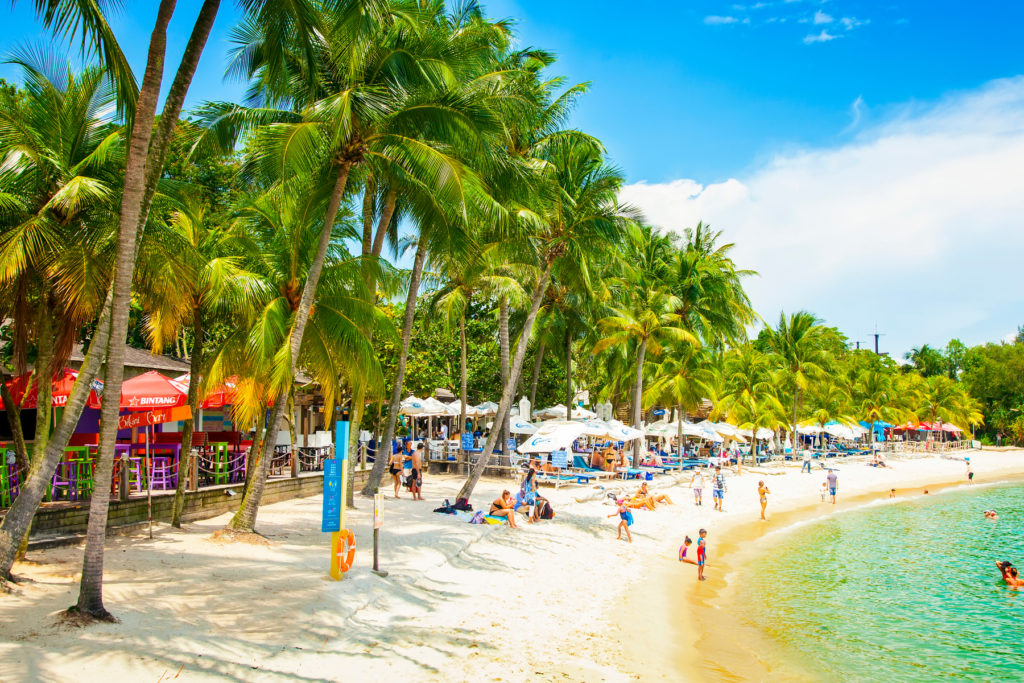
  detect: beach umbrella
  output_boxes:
[0,367,103,409]
[509,416,537,435]
[941,423,963,433]
[797,423,823,435]
[710,421,740,437]
[644,419,673,437]
[605,419,644,442]
[399,396,427,415]
[473,401,498,417]
[173,373,240,409]
[117,371,189,410]
[823,423,856,440]
[517,420,587,453]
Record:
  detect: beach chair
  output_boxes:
[570,455,617,481]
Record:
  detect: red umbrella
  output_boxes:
[0,368,103,409]
[173,373,238,409]
[117,371,189,410]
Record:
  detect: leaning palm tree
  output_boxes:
[457,137,635,500]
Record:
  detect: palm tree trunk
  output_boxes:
[361,180,375,257]
[370,188,398,259]
[228,161,353,532]
[346,386,361,507]
[171,307,202,527]
[458,313,468,455]
[676,403,684,468]
[564,328,572,414]
[0,292,113,582]
[529,339,545,407]
[457,263,552,501]
[632,338,647,468]
[499,298,510,457]
[361,240,428,496]
[0,371,30,481]
[33,309,55,457]
[75,0,179,619]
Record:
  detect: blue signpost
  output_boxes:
[327,421,351,579]
[461,431,475,451]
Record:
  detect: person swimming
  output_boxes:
[984,509,999,520]
[997,561,1023,588]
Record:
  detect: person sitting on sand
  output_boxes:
[489,490,519,528]
[608,499,633,543]
[679,536,697,565]
[638,481,673,507]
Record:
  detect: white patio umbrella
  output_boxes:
[474,401,499,417]
[517,420,587,453]
[824,423,856,440]
[509,416,537,435]
[399,396,427,415]
[797,423,824,435]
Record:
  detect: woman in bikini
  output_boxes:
[490,490,519,528]
[758,480,770,520]
[388,448,405,498]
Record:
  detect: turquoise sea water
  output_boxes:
[738,482,1024,681]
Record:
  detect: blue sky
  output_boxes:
[2,1,1023,356]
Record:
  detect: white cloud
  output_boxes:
[619,78,1024,353]
[705,15,739,25]
[840,16,867,30]
[814,10,833,23]
[842,94,864,132]
[803,29,839,43]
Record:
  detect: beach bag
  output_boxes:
[469,510,486,524]
[434,499,456,515]
[453,497,473,512]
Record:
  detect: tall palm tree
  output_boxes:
[805,381,855,449]
[593,227,696,466]
[458,137,635,500]
[644,345,716,461]
[766,311,831,450]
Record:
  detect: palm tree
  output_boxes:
[805,381,855,449]
[593,227,696,466]
[644,345,716,461]
[133,196,260,527]
[715,345,784,462]
[458,137,635,500]
[766,311,831,450]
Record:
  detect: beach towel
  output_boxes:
[483,515,505,525]
[468,511,486,524]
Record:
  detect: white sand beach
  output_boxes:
[2,450,1021,682]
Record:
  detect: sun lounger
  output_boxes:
[570,455,618,480]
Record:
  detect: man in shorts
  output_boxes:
[826,469,838,504]
[712,466,726,511]
[409,443,424,501]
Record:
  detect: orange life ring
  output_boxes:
[333,528,356,573]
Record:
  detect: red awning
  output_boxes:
[0,368,102,410]
[173,373,238,409]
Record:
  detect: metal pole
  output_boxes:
[372,491,387,577]
[146,424,153,539]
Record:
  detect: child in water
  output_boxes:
[696,529,708,581]
[679,536,697,565]
[609,499,633,543]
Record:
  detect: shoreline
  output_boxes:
[1,451,1021,680]
[644,452,1024,682]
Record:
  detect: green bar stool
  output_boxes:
[67,446,94,499]
[0,449,12,507]
[211,442,229,485]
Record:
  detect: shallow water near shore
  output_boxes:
[732,482,1024,681]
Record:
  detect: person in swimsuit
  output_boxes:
[758,480,770,521]
[696,528,708,581]
[489,490,519,528]
[679,536,697,565]
[997,562,1023,588]
[638,481,673,507]
[388,448,404,498]
[409,443,424,501]
[690,469,705,506]
[608,499,633,542]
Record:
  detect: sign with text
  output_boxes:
[551,450,568,469]
[321,458,342,533]
[116,405,192,431]
[461,432,475,451]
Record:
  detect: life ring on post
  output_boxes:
[333,528,356,573]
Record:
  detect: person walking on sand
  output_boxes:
[712,466,726,511]
[409,443,425,501]
[690,468,705,506]
[802,449,812,473]
[966,459,974,483]
[388,448,405,498]
[826,469,838,505]
[696,528,708,581]
[758,480,770,521]
[608,499,633,542]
